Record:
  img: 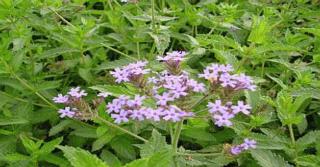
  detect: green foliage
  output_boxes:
[251,149,292,167]
[0,0,320,166]
[58,146,108,167]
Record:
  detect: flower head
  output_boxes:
[110,61,149,83]
[98,92,111,98]
[230,138,257,155]
[68,87,87,98]
[53,94,69,104]
[58,107,76,118]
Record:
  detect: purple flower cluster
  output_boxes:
[199,64,256,91]
[157,51,186,69]
[53,87,88,118]
[230,138,257,155]
[110,61,150,83]
[106,95,193,124]
[150,71,206,99]
[208,100,251,127]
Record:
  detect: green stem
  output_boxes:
[107,0,114,10]
[189,93,210,109]
[49,8,76,29]
[100,43,137,61]
[0,91,53,108]
[176,152,222,157]
[1,59,58,110]
[288,124,295,144]
[172,121,183,153]
[151,0,156,32]
[137,42,140,59]
[95,116,148,143]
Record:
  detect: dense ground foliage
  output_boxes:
[1,0,320,166]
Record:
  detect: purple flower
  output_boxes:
[230,145,242,155]
[233,74,256,91]
[163,111,181,122]
[127,95,145,107]
[98,92,111,98]
[144,108,161,121]
[157,51,186,62]
[58,107,76,118]
[188,79,206,92]
[110,68,130,83]
[169,86,188,98]
[130,109,146,121]
[241,138,257,150]
[111,111,129,124]
[230,138,257,155]
[155,93,174,106]
[213,114,233,127]
[68,87,87,98]
[110,61,150,83]
[219,73,236,88]
[207,100,227,114]
[231,101,251,115]
[53,94,69,103]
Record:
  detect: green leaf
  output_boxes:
[110,136,137,160]
[90,85,138,97]
[92,133,115,151]
[0,118,28,125]
[38,47,80,59]
[124,158,149,167]
[39,137,63,155]
[147,150,174,167]
[58,146,109,167]
[295,155,320,167]
[135,129,170,158]
[100,150,122,167]
[78,68,93,83]
[38,153,70,167]
[251,149,292,167]
[296,131,320,152]
[124,150,174,167]
[3,153,30,162]
[95,58,132,71]
[20,136,41,154]
[248,16,270,44]
[49,120,72,136]
[148,32,170,54]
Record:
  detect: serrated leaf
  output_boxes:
[295,155,320,167]
[40,137,63,155]
[78,68,93,83]
[100,150,122,167]
[92,133,115,151]
[58,146,109,167]
[124,150,174,167]
[135,129,170,158]
[251,149,292,167]
[49,120,72,136]
[110,136,136,160]
[296,131,320,152]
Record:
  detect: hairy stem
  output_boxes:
[151,0,156,32]
[288,124,295,144]
[95,116,148,143]
[176,152,222,157]
[172,121,183,153]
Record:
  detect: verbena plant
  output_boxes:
[53,51,257,166]
[1,0,320,167]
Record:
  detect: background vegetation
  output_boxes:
[1,0,320,166]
